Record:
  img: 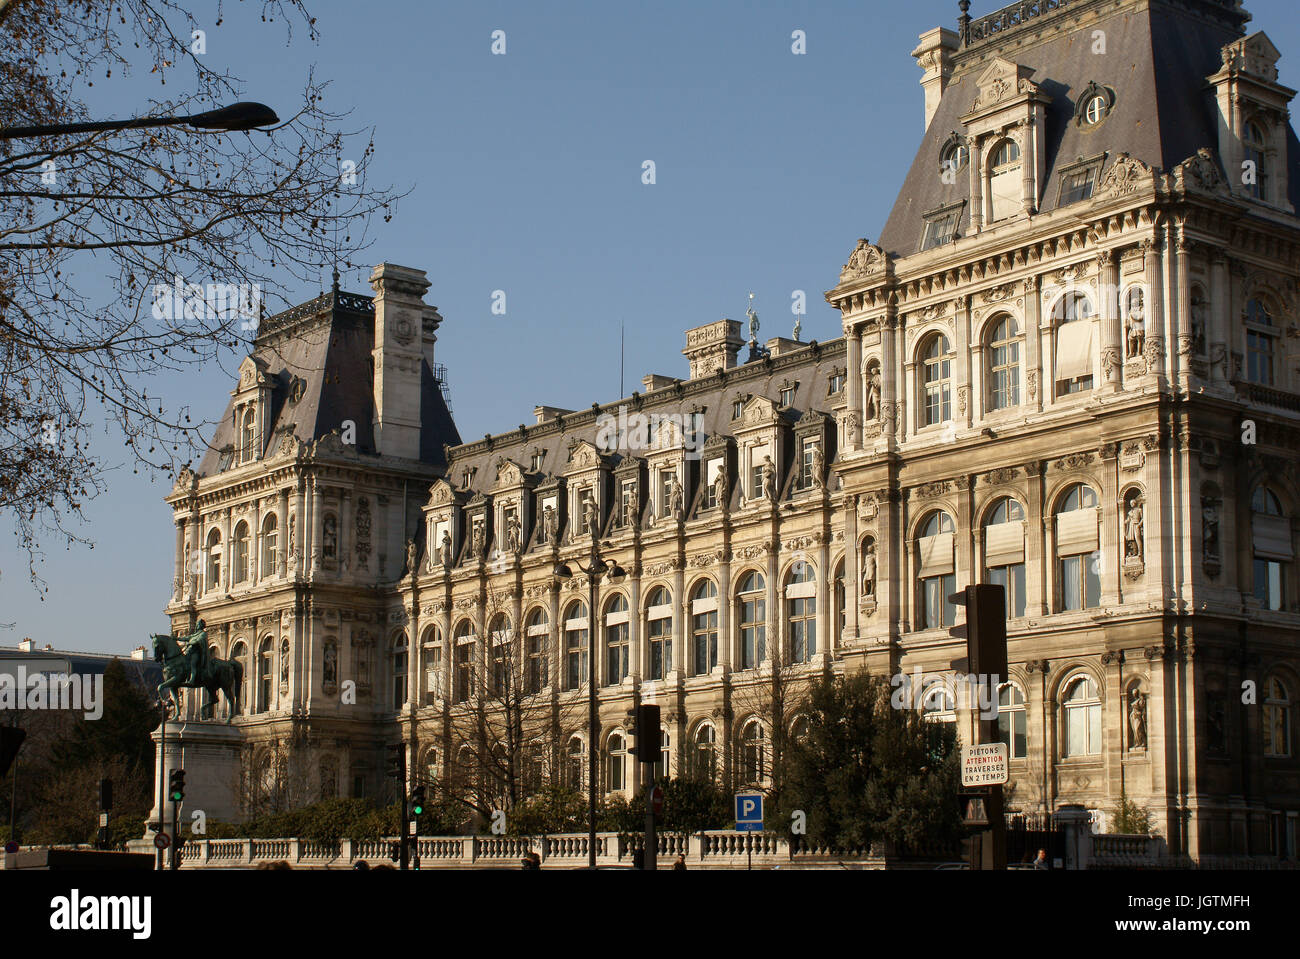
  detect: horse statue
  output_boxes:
[151,622,243,723]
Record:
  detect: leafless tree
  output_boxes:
[0,0,403,586]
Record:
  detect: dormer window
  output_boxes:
[1244,120,1269,201]
[940,138,969,178]
[779,386,796,407]
[828,371,845,394]
[531,451,545,472]
[239,407,257,464]
[921,202,963,251]
[988,139,1022,222]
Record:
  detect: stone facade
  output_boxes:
[155,0,1300,861]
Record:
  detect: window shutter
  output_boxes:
[984,520,1026,568]
[1055,321,1095,382]
[1253,514,1294,560]
[785,580,817,599]
[1056,509,1099,554]
[918,532,955,576]
[647,604,673,622]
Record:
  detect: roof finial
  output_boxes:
[959,0,972,45]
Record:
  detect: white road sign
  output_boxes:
[961,742,1009,787]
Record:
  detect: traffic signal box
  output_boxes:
[168,769,186,803]
[634,704,661,762]
[950,585,1008,871]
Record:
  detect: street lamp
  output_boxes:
[554,542,626,869]
[0,101,279,140]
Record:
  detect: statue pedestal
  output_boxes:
[145,720,245,836]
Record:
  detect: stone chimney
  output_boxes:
[912,27,959,130]
[18,637,34,652]
[683,319,744,380]
[369,263,439,459]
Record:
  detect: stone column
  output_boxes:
[220,507,232,592]
[1173,224,1192,392]
[310,475,324,576]
[1098,249,1121,393]
[844,321,863,452]
[766,546,779,666]
[1098,449,1121,607]
[969,135,985,233]
[339,489,353,578]
[816,536,830,656]
[1142,234,1167,385]
[717,556,733,674]
[173,519,186,602]
[1025,275,1043,413]
[278,489,290,578]
[956,294,973,430]
[1027,463,1048,616]
[882,310,901,446]
[251,497,262,582]
[672,564,685,681]
[292,478,306,578]
[1209,253,1229,385]
[1021,117,1037,213]
[845,496,860,642]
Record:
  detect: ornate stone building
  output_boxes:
[157,0,1300,861]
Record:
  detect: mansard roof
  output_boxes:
[196,289,460,476]
[879,0,1297,257]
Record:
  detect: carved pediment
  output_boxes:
[493,457,526,489]
[565,440,608,473]
[1221,32,1281,83]
[1095,153,1157,199]
[1173,148,1229,195]
[736,395,782,430]
[839,239,889,283]
[969,58,1032,112]
[428,479,457,507]
[236,355,270,393]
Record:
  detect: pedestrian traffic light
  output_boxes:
[0,727,25,779]
[385,743,405,781]
[410,785,425,817]
[168,769,186,803]
[948,584,1008,678]
[634,704,660,763]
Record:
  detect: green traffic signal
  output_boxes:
[410,785,426,817]
[168,769,185,803]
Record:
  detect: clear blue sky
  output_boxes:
[3,0,1299,654]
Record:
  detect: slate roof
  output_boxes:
[878,0,1292,257]
[196,290,460,476]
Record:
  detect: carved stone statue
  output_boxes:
[668,473,684,520]
[713,468,728,510]
[323,514,338,561]
[582,491,599,536]
[439,530,453,567]
[810,446,825,490]
[470,522,485,559]
[865,371,881,422]
[1124,495,1145,561]
[861,543,877,598]
[405,539,418,575]
[323,640,338,690]
[543,504,558,544]
[1128,687,1147,750]
[506,513,522,553]
[1125,313,1145,359]
[762,455,778,501]
[1202,500,1220,562]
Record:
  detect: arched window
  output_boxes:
[989,138,1022,222]
[604,594,630,687]
[691,579,719,676]
[260,513,278,579]
[786,563,817,664]
[982,497,1027,618]
[1061,675,1102,757]
[453,620,476,703]
[1084,91,1109,125]
[920,334,953,427]
[646,586,673,681]
[205,528,222,593]
[607,733,626,792]
[997,683,1027,758]
[391,634,408,710]
[1053,292,1095,396]
[739,720,767,785]
[1252,487,1290,611]
[941,138,969,176]
[1055,484,1101,611]
[790,715,810,744]
[737,572,767,669]
[917,511,957,629]
[524,607,549,693]
[692,724,717,784]
[564,600,589,690]
[922,682,957,731]
[422,747,439,783]
[834,558,846,638]
[421,626,444,704]
[240,407,257,464]
[986,315,1021,410]
[1264,676,1292,758]
[232,521,250,585]
[1244,120,1269,201]
[257,637,274,712]
[489,613,512,698]
[1246,298,1277,386]
[566,737,585,792]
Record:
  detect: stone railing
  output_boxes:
[167,831,920,870]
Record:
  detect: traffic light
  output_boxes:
[168,769,186,803]
[99,778,113,811]
[0,727,25,779]
[948,584,1008,679]
[634,704,660,763]
[385,743,405,781]
[389,842,400,863]
[410,785,425,817]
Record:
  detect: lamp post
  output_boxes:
[554,540,625,869]
[0,101,279,140]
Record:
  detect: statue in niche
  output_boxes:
[1124,494,1145,561]
[582,491,599,536]
[470,521,485,559]
[1201,499,1220,562]
[1125,288,1146,359]
[288,514,297,569]
[323,639,338,690]
[543,504,559,544]
[1190,293,1207,355]
[865,369,881,422]
[405,539,418,575]
[713,468,728,510]
[668,473,684,520]
[861,542,877,598]
[762,455,778,501]
[1128,687,1147,750]
[810,446,825,490]
[323,514,338,561]
[439,530,453,567]
[505,512,522,553]
[280,639,290,685]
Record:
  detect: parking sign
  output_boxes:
[735,792,764,832]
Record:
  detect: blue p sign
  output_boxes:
[735,792,764,832]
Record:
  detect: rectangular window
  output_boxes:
[799,440,816,489]
[1059,555,1101,611]
[740,598,765,668]
[692,611,718,675]
[1254,558,1285,611]
[565,628,588,689]
[526,636,547,693]
[985,564,1027,618]
[997,709,1027,759]
[922,210,960,250]
[789,598,817,662]
[659,471,674,517]
[1247,330,1275,385]
[649,618,672,680]
[425,646,443,704]
[828,372,845,394]
[606,622,629,685]
[1060,168,1096,205]
[779,386,796,407]
[920,574,957,629]
[454,644,473,703]
[619,482,635,528]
